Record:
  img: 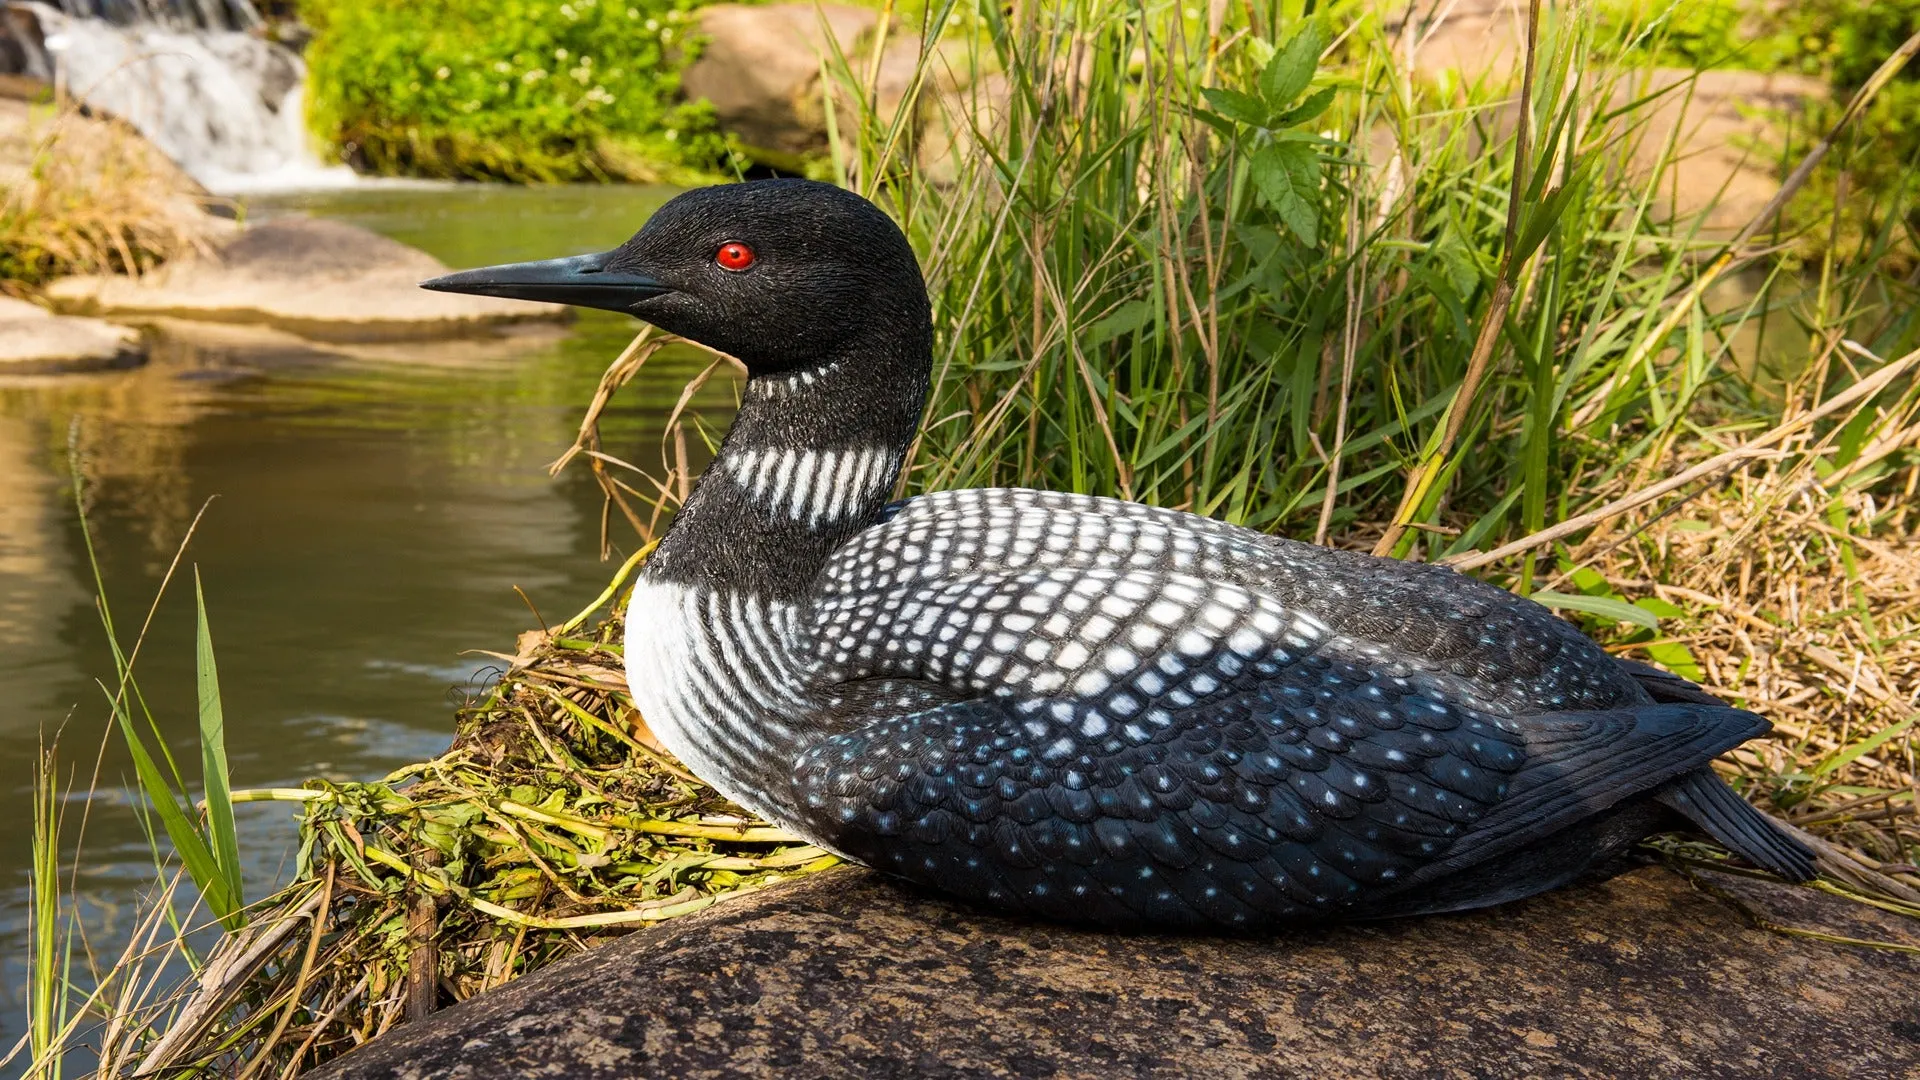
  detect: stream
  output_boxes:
[0,184,733,1056]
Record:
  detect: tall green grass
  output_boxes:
[825,0,1919,593]
[10,454,247,1080]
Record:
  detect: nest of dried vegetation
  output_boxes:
[123,563,839,1077]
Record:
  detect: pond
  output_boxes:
[0,184,737,1052]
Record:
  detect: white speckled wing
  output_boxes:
[803,488,1640,719]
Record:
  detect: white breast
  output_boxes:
[622,579,809,824]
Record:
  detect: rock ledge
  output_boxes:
[315,865,1919,1080]
[46,217,568,343]
[0,295,144,373]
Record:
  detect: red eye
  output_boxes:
[716,241,755,271]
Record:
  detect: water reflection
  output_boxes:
[0,185,730,1050]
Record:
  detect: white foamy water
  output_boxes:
[25,3,359,192]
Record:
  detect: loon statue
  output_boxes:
[422,178,1814,929]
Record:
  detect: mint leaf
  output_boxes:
[1259,22,1327,108]
[1251,140,1321,246]
[1202,86,1271,128]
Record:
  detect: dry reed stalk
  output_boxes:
[1447,343,1920,571]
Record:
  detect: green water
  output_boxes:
[0,184,737,1046]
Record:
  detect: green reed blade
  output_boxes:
[196,568,245,927]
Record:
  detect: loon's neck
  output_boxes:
[641,340,929,601]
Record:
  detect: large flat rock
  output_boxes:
[46,217,568,343]
[315,865,1920,1079]
[0,295,144,373]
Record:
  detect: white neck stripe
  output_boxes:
[721,445,895,526]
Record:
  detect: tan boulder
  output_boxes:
[0,295,143,373]
[1390,0,1822,235]
[681,3,879,165]
[916,69,1010,187]
[0,96,228,259]
[45,216,568,342]
[312,865,1919,1079]
[681,3,954,169]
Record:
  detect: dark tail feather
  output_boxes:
[1617,657,1727,706]
[1657,770,1817,882]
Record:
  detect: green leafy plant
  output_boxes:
[301,0,738,182]
[1202,23,1337,245]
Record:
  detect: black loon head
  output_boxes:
[422,179,932,380]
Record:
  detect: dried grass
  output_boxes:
[1575,464,1920,896]
[0,94,225,290]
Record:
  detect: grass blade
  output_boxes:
[1531,590,1662,629]
[196,567,245,926]
[105,681,239,928]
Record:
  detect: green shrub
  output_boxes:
[1595,0,1920,82]
[302,0,738,182]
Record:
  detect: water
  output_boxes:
[22,3,352,191]
[0,184,729,1061]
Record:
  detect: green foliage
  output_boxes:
[195,568,245,927]
[71,456,247,932]
[1598,0,1756,70]
[1596,0,1920,82]
[1206,23,1334,246]
[30,746,68,1079]
[833,0,1918,564]
[301,0,736,182]
[1598,0,1920,267]
[1761,0,1920,89]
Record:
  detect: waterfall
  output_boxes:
[15,1,357,192]
[41,0,262,32]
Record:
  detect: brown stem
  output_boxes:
[1444,344,1920,571]
[1372,0,1541,556]
[404,849,444,1023]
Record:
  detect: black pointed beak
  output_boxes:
[419,251,669,315]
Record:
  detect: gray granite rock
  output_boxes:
[314,865,1920,1079]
